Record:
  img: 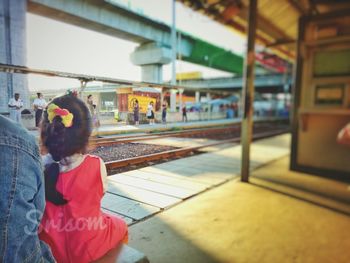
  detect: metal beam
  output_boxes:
[0,63,235,94]
[223,20,295,61]
[308,0,320,14]
[266,39,296,48]
[287,0,309,15]
[311,0,350,3]
[179,74,292,89]
[237,5,294,45]
[240,0,257,183]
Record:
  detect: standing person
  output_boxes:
[147,101,155,125]
[87,94,94,115]
[232,102,238,118]
[182,105,188,122]
[8,93,23,123]
[226,104,233,118]
[162,103,167,124]
[133,99,140,125]
[33,92,47,127]
[0,115,55,262]
[39,95,128,263]
[92,104,101,135]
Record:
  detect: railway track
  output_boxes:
[90,119,288,148]
[105,128,288,172]
[89,125,238,147]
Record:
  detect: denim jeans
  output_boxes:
[0,116,55,262]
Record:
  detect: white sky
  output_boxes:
[27,0,246,91]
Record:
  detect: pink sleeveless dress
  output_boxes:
[39,155,127,263]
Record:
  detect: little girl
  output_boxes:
[39,95,127,263]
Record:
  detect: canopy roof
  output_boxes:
[177,0,350,61]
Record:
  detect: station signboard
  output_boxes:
[315,84,345,106]
[176,71,202,80]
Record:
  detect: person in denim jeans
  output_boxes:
[0,115,55,262]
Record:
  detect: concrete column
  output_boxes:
[130,42,172,83]
[170,89,177,112]
[178,88,184,112]
[141,65,162,83]
[98,93,102,112]
[160,88,164,108]
[79,80,88,100]
[272,93,278,116]
[284,83,289,112]
[0,0,28,112]
[195,91,200,103]
[206,92,211,101]
[206,92,211,120]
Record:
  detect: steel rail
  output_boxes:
[90,126,239,147]
[91,119,289,148]
[105,129,288,171]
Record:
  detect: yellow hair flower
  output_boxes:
[47,103,74,128]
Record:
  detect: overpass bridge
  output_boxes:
[27,0,244,76]
[178,74,292,93]
[0,0,247,111]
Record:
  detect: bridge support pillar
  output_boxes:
[170,89,177,112]
[206,92,211,120]
[141,64,162,84]
[130,42,172,83]
[0,0,28,113]
[195,91,200,103]
[178,88,184,113]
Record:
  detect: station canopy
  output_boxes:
[133,87,161,93]
[177,0,350,62]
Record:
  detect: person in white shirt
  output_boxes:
[33,92,47,127]
[8,93,23,123]
[146,101,155,125]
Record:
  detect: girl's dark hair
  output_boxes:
[41,95,92,205]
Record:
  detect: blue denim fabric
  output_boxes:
[0,116,55,263]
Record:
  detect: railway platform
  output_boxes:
[28,117,285,138]
[129,160,350,263]
[96,119,237,137]
[28,118,238,138]
[101,133,350,262]
[101,134,290,225]
[95,117,287,137]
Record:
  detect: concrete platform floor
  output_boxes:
[140,136,232,150]
[129,178,350,263]
[96,119,237,136]
[102,135,290,225]
[28,118,236,138]
[251,157,350,214]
